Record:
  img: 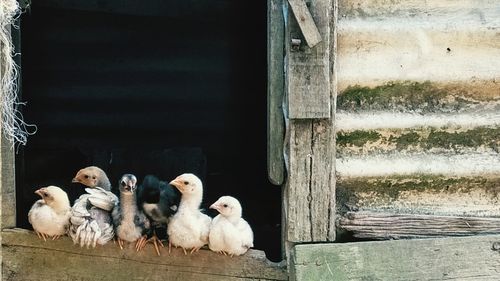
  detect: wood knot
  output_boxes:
[492,242,500,251]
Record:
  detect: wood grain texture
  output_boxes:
[0,24,16,230]
[291,235,500,281]
[2,229,288,281]
[267,0,285,186]
[339,212,500,239]
[287,0,322,48]
[285,119,335,242]
[285,0,331,119]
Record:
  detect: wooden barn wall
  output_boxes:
[335,0,500,239]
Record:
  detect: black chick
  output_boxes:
[137,174,181,256]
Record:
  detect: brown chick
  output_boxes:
[72,166,112,191]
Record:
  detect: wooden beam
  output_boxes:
[339,211,500,240]
[2,228,288,281]
[267,0,285,186]
[285,118,335,242]
[287,0,322,48]
[291,235,500,281]
[285,0,331,119]
[0,24,16,230]
[283,0,336,243]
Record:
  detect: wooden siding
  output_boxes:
[291,234,500,281]
[335,0,500,239]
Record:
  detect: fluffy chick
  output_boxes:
[72,166,112,190]
[69,166,118,248]
[112,174,151,251]
[208,196,254,256]
[28,186,71,241]
[137,174,181,255]
[167,173,211,255]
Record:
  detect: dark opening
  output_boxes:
[17,0,281,262]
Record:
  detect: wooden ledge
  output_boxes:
[2,228,287,281]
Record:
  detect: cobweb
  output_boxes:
[1,0,37,149]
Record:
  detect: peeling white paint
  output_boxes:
[336,112,500,131]
[337,15,500,91]
[336,153,500,178]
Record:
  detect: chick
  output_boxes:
[72,166,112,190]
[112,174,151,251]
[137,174,181,255]
[69,166,118,248]
[208,196,254,256]
[167,173,211,255]
[28,186,71,241]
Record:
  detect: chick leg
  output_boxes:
[117,238,124,250]
[36,231,47,241]
[189,247,201,254]
[135,235,148,252]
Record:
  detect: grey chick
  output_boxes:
[69,166,118,248]
[112,174,151,251]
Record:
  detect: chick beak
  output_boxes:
[34,188,44,198]
[170,178,183,191]
[210,203,220,212]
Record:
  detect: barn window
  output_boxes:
[4,0,285,272]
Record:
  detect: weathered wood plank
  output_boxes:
[337,176,500,217]
[291,235,500,281]
[283,0,336,243]
[285,120,313,242]
[285,119,335,242]
[267,0,285,186]
[287,0,322,48]
[0,24,16,230]
[285,0,331,119]
[339,212,500,240]
[2,229,288,281]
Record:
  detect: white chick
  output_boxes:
[167,173,211,255]
[28,186,71,241]
[208,196,254,256]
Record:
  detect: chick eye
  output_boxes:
[223,204,228,208]
[92,176,96,180]
[84,175,89,179]
[121,181,127,186]
[183,181,189,185]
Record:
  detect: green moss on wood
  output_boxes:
[426,127,500,150]
[337,175,500,202]
[337,127,500,153]
[337,81,498,112]
[337,130,381,147]
[394,132,421,149]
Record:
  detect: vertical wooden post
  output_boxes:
[267,0,285,186]
[0,26,16,231]
[283,0,335,246]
